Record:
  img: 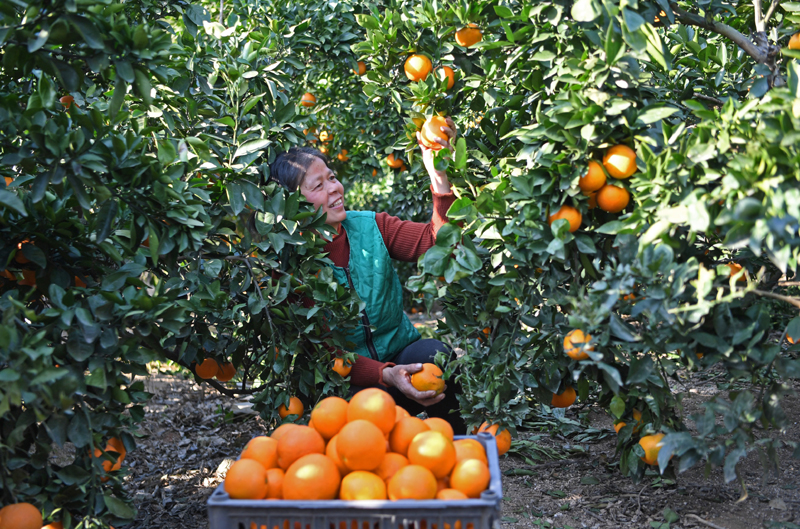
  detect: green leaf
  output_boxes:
[157,139,177,165]
[636,106,678,125]
[21,243,47,268]
[134,69,152,106]
[67,412,91,448]
[68,15,105,49]
[455,137,467,169]
[571,0,602,22]
[494,5,514,17]
[610,395,626,418]
[109,78,127,119]
[234,139,270,159]
[226,182,245,215]
[103,495,136,519]
[0,189,27,216]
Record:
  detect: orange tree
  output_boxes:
[348,0,800,485]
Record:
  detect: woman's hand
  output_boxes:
[417,116,457,194]
[382,363,446,407]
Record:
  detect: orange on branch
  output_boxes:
[477,423,512,456]
[353,61,367,75]
[789,33,800,50]
[337,149,349,162]
[195,358,219,379]
[455,24,482,47]
[300,92,316,107]
[386,153,403,169]
[563,329,594,360]
[548,205,582,233]
[216,362,236,381]
[579,161,606,193]
[639,433,667,466]
[0,502,42,529]
[60,95,75,109]
[596,184,630,213]
[551,387,577,408]
[277,396,304,420]
[410,363,445,395]
[603,145,637,179]
[613,422,626,434]
[404,54,432,82]
[435,66,455,90]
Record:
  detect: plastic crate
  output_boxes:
[208,433,503,529]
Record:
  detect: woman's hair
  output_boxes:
[269,147,328,192]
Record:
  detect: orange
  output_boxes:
[389,417,430,456]
[395,406,410,422]
[587,192,598,209]
[340,471,387,500]
[789,33,800,50]
[410,363,445,395]
[435,66,455,90]
[325,434,349,475]
[579,161,606,193]
[596,184,630,213]
[726,262,746,282]
[270,423,299,441]
[404,54,432,82]
[563,329,593,360]
[613,422,626,434]
[3,176,12,186]
[420,116,449,151]
[639,433,666,466]
[788,334,796,345]
[300,92,316,107]
[75,275,87,287]
[318,130,332,143]
[216,362,236,382]
[60,95,75,109]
[337,419,386,471]
[477,423,512,456]
[374,452,408,482]
[42,522,64,529]
[386,153,403,169]
[603,145,637,179]
[276,425,325,469]
[224,458,269,499]
[551,387,577,408]
[283,453,341,500]
[453,439,488,465]
[347,388,396,435]
[106,437,126,459]
[455,24,482,47]
[195,358,219,379]
[424,418,454,441]
[310,396,349,440]
[278,396,304,420]
[450,459,490,498]
[548,205,582,233]
[266,467,284,499]
[436,488,469,500]
[0,503,42,529]
[407,430,456,478]
[333,357,352,377]
[240,436,278,469]
[337,149,349,162]
[371,168,378,177]
[353,61,366,75]
[387,465,438,500]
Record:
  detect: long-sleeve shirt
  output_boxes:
[333,186,456,386]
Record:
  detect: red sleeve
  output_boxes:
[349,356,396,387]
[374,186,456,262]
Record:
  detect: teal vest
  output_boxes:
[331,211,420,362]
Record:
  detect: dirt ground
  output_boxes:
[122,334,800,529]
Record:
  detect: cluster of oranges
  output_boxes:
[223,388,507,502]
[548,144,637,233]
[194,357,237,382]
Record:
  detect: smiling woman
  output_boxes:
[265,119,466,434]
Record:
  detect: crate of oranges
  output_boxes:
[207,388,503,529]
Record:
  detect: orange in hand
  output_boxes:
[410,363,445,395]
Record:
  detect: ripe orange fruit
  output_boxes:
[353,61,366,75]
[477,423,512,456]
[337,419,386,471]
[455,24,482,47]
[347,388,396,435]
[596,184,630,213]
[60,95,75,109]
[372,168,378,177]
[789,33,800,50]
[410,363,445,395]
[224,458,269,499]
[266,467,284,499]
[404,54,432,82]
[613,421,626,434]
[42,521,64,529]
[387,465,438,500]
[300,92,316,107]
[277,396,304,420]
[450,459,490,498]
[94,446,122,476]
[318,130,332,143]
[325,434,349,475]
[548,205,582,233]
[195,358,219,379]
[726,262,746,282]
[424,417,454,441]
[106,437,126,460]
[407,430,456,478]
[333,357,352,377]
[3,176,12,186]
[216,362,236,382]
[436,488,469,500]
[551,387,577,408]
[0,503,42,529]
[310,396,349,440]
[15,241,30,264]
[587,192,598,209]
[435,66,455,90]
[453,439,488,464]
[603,145,637,179]
[283,453,341,500]
[276,425,325,469]
[374,452,409,482]
[337,149,349,162]
[579,161,606,193]
[340,471,387,500]
[420,116,449,151]
[390,417,431,456]
[395,406,410,422]
[241,436,278,469]
[270,423,298,441]
[639,433,666,466]
[18,269,36,288]
[788,334,796,344]
[386,153,403,169]
[563,329,593,360]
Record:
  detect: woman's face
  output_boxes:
[299,157,346,229]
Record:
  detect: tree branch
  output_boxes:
[752,289,800,309]
[754,0,765,33]
[763,0,781,26]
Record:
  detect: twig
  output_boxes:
[636,484,647,515]
[778,281,800,287]
[752,289,800,309]
[690,94,725,106]
[763,0,781,25]
[584,510,605,523]
[686,513,729,529]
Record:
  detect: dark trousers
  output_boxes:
[351,339,467,435]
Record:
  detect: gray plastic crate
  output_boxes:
[208,433,503,529]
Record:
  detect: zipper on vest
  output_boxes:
[343,266,379,361]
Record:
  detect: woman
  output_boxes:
[269,117,465,434]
